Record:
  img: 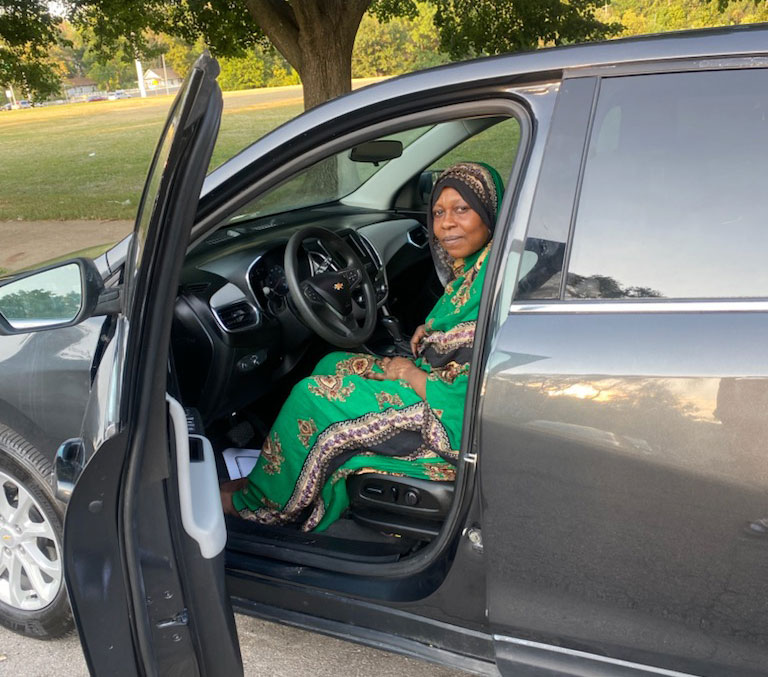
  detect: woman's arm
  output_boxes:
[367,357,427,399]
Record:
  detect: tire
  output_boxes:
[0,425,73,639]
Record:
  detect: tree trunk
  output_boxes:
[244,0,371,109]
[295,27,355,110]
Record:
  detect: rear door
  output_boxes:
[482,65,768,676]
[63,54,243,676]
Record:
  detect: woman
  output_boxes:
[221,162,501,531]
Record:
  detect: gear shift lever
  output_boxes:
[381,315,404,343]
[380,306,411,356]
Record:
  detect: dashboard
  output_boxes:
[171,207,433,424]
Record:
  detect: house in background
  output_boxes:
[143,66,183,91]
[63,76,98,99]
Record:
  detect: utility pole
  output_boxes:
[161,54,170,96]
[135,59,147,98]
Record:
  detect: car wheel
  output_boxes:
[0,425,72,639]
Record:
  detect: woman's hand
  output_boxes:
[379,356,418,381]
[366,356,427,399]
[220,477,249,517]
[410,324,427,357]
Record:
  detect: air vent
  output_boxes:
[346,231,380,266]
[214,301,259,332]
[206,228,241,245]
[407,225,428,249]
[184,282,210,296]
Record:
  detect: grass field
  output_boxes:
[0,87,306,221]
[0,78,519,223]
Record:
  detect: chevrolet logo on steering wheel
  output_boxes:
[333,282,344,291]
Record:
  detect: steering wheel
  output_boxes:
[284,226,377,349]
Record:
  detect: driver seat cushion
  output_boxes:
[346,473,454,541]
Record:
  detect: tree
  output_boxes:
[353,2,449,77]
[430,0,620,57]
[241,0,372,108]
[0,1,63,100]
[218,51,265,91]
[66,0,618,109]
[598,0,768,37]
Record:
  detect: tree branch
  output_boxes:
[243,0,302,70]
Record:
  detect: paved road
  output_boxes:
[0,614,472,676]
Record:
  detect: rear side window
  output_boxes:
[566,69,768,300]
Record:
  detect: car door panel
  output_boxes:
[481,64,768,676]
[0,317,105,454]
[483,310,768,677]
[63,54,243,676]
[63,428,137,673]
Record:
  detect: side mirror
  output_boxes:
[0,258,105,335]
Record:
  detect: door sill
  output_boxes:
[232,596,498,677]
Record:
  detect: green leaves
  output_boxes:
[0,1,64,98]
[432,0,620,59]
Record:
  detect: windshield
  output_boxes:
[228,125,432,223]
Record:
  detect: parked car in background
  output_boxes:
[1,25,767,677]
[107,90,131,100]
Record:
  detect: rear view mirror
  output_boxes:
[0,258,104,335]
[349,140,403,165]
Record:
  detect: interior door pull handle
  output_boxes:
[167,394,226,559]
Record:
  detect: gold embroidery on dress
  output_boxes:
[297,418,318,448]
[308,375,356,402]
[261,433,284,475]
[432,360,470,384]
[335,355,379,376]
[423,463,456,481]
[421,321,476,354]
[375,391,405,410]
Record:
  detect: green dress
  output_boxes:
[232,242,492,531]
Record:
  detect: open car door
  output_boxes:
[62,54,242,676]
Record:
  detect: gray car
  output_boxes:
[1,24,768,677]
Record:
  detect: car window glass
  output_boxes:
[566,69,768,300]
[229,126,433,222]
[428,117,521,186]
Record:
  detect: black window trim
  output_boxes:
[557,77,601,301]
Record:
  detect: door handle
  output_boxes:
[167,394,226,559]
[54,437,85,502]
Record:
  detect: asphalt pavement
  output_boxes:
[0,614,472,676]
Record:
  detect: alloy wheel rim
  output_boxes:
[0,470,62,611]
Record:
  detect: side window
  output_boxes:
[428,117,521,187]
[566,69,768,300]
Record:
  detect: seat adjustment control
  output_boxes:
[404,489,419,506]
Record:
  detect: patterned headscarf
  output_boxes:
[427,162,503,286]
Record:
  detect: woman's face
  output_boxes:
[431,187,490,259]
